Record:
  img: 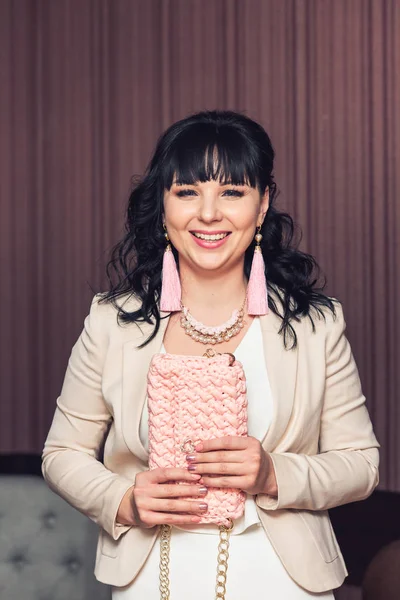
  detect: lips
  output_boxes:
[190,231,231,249]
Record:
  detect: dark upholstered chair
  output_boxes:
[362,540,400,600]
[0,456,111,600]
[330,490,400,588]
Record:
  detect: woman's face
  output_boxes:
[163,178,269,275]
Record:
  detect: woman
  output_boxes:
[42,110,379,599]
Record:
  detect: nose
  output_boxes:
[198,193,223,224]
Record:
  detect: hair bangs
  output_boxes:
[162,125,261,191]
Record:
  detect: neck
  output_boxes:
[179,261,247,322]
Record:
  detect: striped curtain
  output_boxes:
[1,0,399,501]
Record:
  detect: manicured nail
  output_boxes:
[195,442,203,451]
[192,516,202,522]
[198,487,208,495]
[186,454,196,462]
[199,503,208,511]
[190,473,201,479]
[188,464,197,472]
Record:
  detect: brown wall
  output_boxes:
[0,0,399,493]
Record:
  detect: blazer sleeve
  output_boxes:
[41,295,135,540]
[256,302,380,512]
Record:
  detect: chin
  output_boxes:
[190,255,234,273]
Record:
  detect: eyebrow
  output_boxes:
[172,181,246,187]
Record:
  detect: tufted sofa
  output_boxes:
[0,458,112,600]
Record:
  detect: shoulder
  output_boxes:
[86,292,143,333]
[269,285,344,335]
[307,298,344,331]
[298,298,348,362]
[92,291,142,313]
[288,297,345,349]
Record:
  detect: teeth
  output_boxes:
[193,232,228,241]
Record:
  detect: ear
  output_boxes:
[258,187,270,225]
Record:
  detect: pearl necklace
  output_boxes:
[180,297,246,345]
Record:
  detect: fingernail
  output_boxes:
[199,487,208,495]
[190,473,201,479]
[188,464,197,472]
[199,503,208,511]
[186,454,196,462]
[195,442,203,451]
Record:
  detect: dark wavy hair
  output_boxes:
[98,109,338,348]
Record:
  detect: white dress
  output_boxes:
[113,318,335,599]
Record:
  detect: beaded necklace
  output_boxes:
[179,297,246,345]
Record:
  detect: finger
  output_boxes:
[150,484,208,498]
[187,463,247,476]
[186,450,243,464]
[199,475,246,488]
[140,511,202,526]
[149,468,202,483]
[144,498,209,514]
[195,436,248,452]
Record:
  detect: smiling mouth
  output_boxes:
[191,232,230,241]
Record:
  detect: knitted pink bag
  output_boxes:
[147,350,248,527]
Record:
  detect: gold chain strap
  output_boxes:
[159,519,234,599]
[159,524,172,599]
[215,519,234,598]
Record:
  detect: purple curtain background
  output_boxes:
[2,3,399,598]
[1,0,399,493]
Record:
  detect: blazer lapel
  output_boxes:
[259,312,298,452]
[121,315,170,462]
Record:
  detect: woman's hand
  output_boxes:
[186,436,278,497]
[116,468,209,529]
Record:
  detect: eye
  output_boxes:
[175,189,197,197]
[222,189,244,197]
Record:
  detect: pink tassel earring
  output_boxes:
[247,226,269,315]
[160,225,182,312]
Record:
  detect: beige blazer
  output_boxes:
[42,294,379,593]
